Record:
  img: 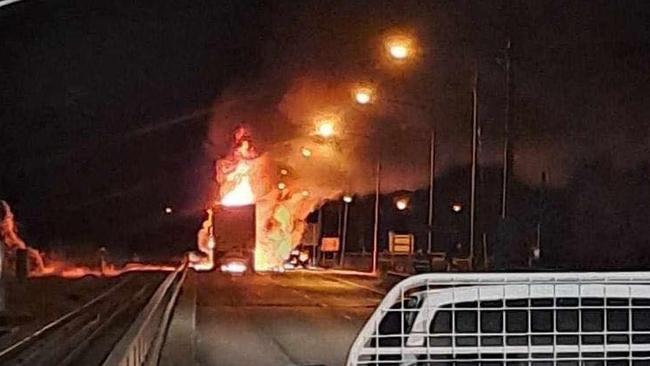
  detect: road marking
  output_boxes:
[303,294,311,299]
[319,275,386,295]
[319,303,329,307]
[343,314,352,320]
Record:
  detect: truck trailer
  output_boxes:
[211,204,256,273]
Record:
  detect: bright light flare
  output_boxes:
[396,198,408,211]
[277,182,287,190]
[221,162,255,206]
[164,207,173,214]
[220,261,247,274]
[316,120,335,138]
[354,87,373,105]
[384,35,415,61]
[452,203,463,212]
[300,147,312,158]
[389,44,409,59]
[342,195,353,203]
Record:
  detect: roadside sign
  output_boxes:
[321,237,340,252]
[389,232,414,255]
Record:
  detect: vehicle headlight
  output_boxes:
[220,261,247,273]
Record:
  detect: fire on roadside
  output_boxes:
[1,200,175,279]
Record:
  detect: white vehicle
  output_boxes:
[347,272,650,365]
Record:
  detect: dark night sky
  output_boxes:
[1,0,649,254]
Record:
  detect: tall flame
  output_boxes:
[221,162,255,206]
[217,128,258,206]
[197,126,329,272]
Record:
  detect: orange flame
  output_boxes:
[2,200,175,279]
[221,162,255,206]
[198,126,326,272]
[217,127,258,206]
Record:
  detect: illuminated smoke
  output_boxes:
[198,74,455,270]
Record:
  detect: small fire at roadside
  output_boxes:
[1,200,175,279]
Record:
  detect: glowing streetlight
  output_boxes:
[452,203,463,213]
[300,147,312,158]
[301,190,310,197]
[395,198,408,211]
[342,195,353,203]
[389,44,409,59]
[384,35,414,61]
[316,120,335,138]
[277,182,287,190]
[164,207,173,214]
[280,169,288,176]
[353,87,373,105]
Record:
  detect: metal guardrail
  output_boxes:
[102,261,188,366]
[0,278,133,365]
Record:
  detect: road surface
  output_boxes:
[161,271,384,366]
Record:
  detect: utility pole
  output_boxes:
[339,199,350,267]
[501,39,512,219]
[532,171,547,267]
[427,130,435,254]
[469,66,479,270]
[313,204,322,267]
[371,161,381,275]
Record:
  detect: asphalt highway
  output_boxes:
[161,270,385,366]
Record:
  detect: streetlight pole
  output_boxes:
[427,130,435,254]
[339,198,350,267]
[371,160,381,275]
[314,202,322,267]
[501,39,512,219]
[469,66,479,270]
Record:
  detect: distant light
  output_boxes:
[384,35,415,61]
[342,195,353,203]
[389,44,409,59]
[278,182,287,190]
[301,190,310,197]
[354,88,373,105]
[396,198,408,211]
[300,147,312,158]
[280,169,288,176]
[451,203,462,212]
[316,120,335,138]
[164,207,173,214]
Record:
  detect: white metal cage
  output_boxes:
[346,272,650,366]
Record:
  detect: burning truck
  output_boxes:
[192,125,341,273]
[211,204,256,274]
